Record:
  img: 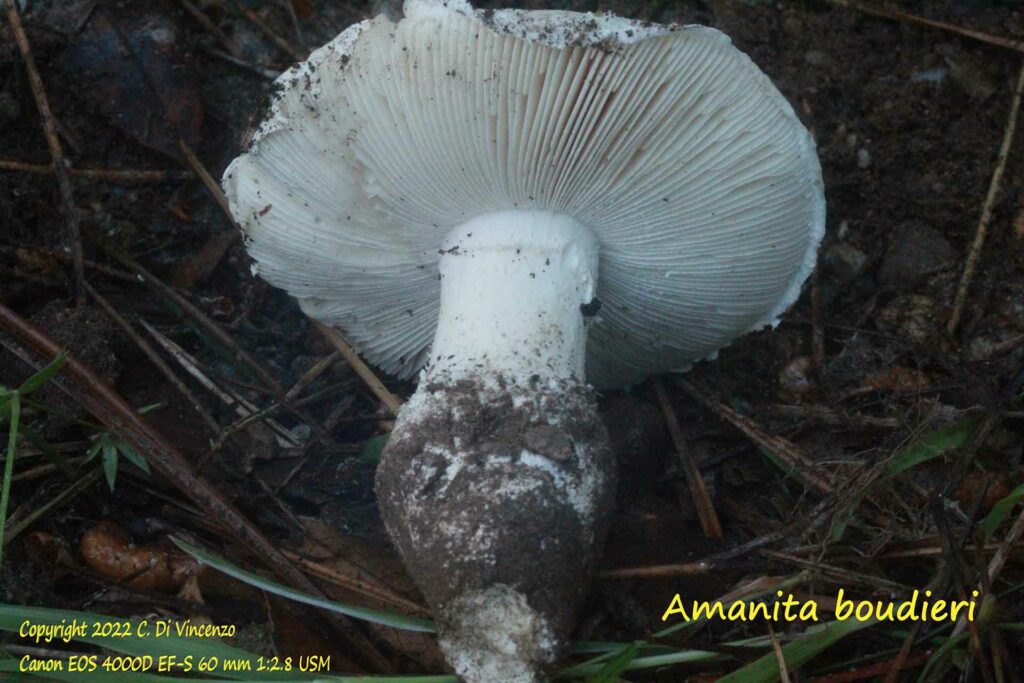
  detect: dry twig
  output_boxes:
[0,159,193,183]
[138,319,300,447]
[769,404,901,430]
[600,528,786,579]
[96,242,334,446]
[0,245,135,283]
[767,622,792,683]
[761,550,911,593]
[4,470,100,547]
[281,549,431,617]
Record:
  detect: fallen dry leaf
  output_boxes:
[58,1,202,161]
[80,520,199,591]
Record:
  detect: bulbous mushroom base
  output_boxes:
[375,376,616,682]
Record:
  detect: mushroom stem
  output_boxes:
[375,211,614,682]
[427,210,599,384]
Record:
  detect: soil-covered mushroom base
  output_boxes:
[375,375,616,681]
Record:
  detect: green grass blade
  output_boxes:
[0,392,21,568]
[586,641,641,683]
[563,648,724,679]
[102,440,118,491]
[915,631,969,683]
[884,418,979,478]
[714,619,878,683]
[116,442,151,474]
[569,641,677,655]
[831,418,981,543]
[984,483,1024,541]
[171,537,436,633]
[16,352,67,396]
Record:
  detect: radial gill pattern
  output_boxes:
[223,0,824,388]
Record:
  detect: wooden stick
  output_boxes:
[4,0,85,306]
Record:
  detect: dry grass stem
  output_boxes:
[825,0,1024,54]
[86,283,223,436]
[0,159,193,182]
[653,376,722,538]
[315,321,403,416]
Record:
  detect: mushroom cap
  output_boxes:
[223,0,825,389]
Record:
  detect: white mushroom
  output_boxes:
[223,1,824,680]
